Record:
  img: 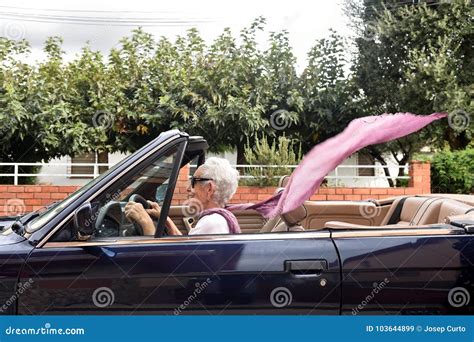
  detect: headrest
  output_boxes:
[438,200,472,223]
[278,175,290,188]
[282,205,307,226]
[445,213,474,224]
[274,187,285,195]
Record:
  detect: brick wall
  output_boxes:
[228,161,430,203]
[0,185,80,216]
[0,161,430,216]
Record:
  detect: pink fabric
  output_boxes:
[228,112,447,218]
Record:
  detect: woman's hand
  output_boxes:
[124,201,155,235]
[146,201,162,219]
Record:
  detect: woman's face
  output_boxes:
[187,166,214,207]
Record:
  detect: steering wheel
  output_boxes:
[128,194,150,236]
[128,194,168,237]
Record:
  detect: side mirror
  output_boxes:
[74,203,94,240]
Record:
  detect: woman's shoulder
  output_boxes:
[199,213,228,225]
[190,213,229,235]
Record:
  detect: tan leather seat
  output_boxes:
[279,175,290,188]
[325,196,474,229]
[271,205,307,232]
[325,196,436,229]
[417,198,473,225]
[259,175,308,233]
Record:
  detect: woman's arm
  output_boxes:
[124,202,156,235]
[146,201,182,235]
[165,217,182,235]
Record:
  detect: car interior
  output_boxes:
[166,175,474,235]
[49,154,474,243]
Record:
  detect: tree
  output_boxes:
[346,0,473,186]
[298,30,359,152]
[108,21,272,159]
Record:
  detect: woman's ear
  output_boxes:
[207,181,215,200]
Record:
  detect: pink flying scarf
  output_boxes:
[228,112,447,218]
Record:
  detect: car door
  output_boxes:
[333,226,474,315]
[18,231,340,314]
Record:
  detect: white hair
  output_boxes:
[199,157,239,206]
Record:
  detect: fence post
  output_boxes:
[93,163,99,178]
[408,160,431,193]
[14,164,18,185]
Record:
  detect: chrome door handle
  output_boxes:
[285,260,328,276]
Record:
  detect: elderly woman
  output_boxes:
[125,157,241,235]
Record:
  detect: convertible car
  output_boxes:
[0,130,473,315]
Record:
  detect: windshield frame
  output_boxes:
[27,131,187,245]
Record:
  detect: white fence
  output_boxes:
[0,162,112,185]
[232,164,410,187]
[0,162,409,187]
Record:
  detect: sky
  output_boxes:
[0,0,352,72]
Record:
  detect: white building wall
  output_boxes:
[325,153,409,187]
[36,152,129,186]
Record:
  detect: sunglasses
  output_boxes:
[190,177,214,188]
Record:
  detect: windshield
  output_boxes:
[91,144,181,238]
[26,151,135,233]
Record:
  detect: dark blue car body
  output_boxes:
[0,130,473,315]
